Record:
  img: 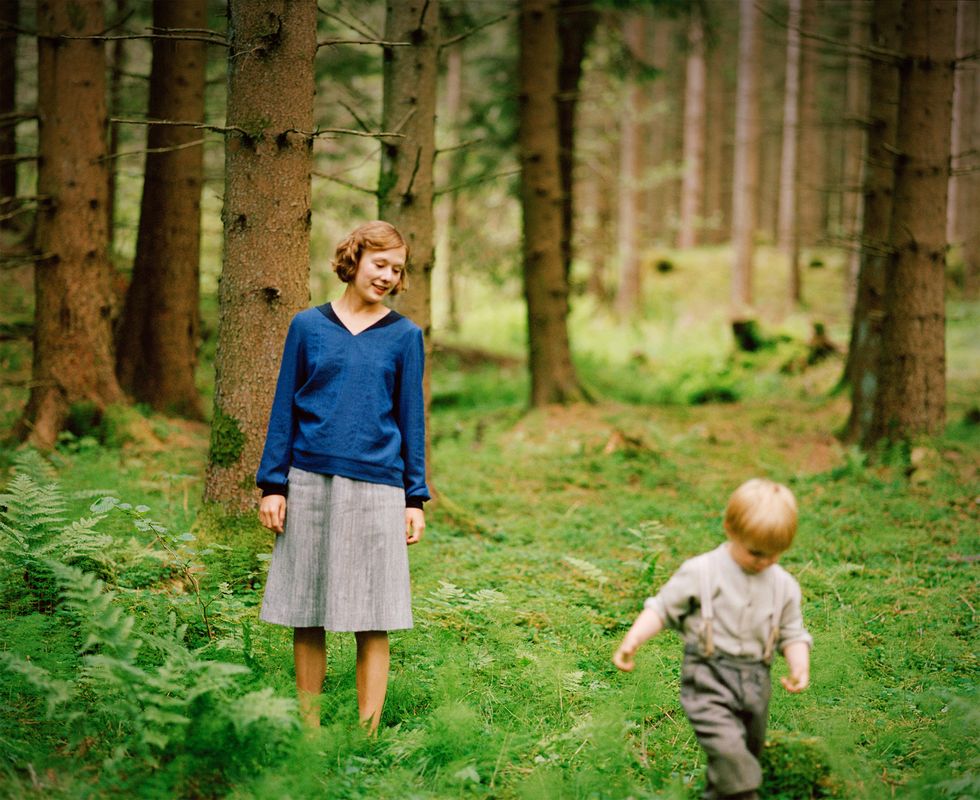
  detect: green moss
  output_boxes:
[208,407,245,468]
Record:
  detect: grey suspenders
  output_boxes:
[698,556,785,664]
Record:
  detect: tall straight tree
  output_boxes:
[380,0,438,336]
[948,0,979,299]
[842,0,901,445]
[730,0,760,316]
[557,0,597,281]
[615,11,646,317]
[518,0,583,406]
[777,0,802,295]
[0,0,17,228]
[842,0,870,304]
[677,2,706,249]
[865,0,956,448]
[115,0,207,420]
[204,0,316,511]
[16,0,123,448]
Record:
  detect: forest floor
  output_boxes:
[0,248,977,798]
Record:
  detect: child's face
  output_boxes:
[352,246,407,304]
[727,539,785,574]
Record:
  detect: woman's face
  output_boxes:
[351,246,407,305]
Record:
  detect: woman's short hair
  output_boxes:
[724,478,798,552]
[331,220,410,295]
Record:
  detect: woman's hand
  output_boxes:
[405,508,425,545]
[259,494,286,534]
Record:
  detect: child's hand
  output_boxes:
[781,668,810,693]
[612,644,637,672]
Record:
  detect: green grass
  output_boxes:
[0,247,977,798]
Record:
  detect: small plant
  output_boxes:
[761,730,842,799]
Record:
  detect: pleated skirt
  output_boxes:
[259,467,413,632]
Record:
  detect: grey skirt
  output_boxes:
[259,467,413,632]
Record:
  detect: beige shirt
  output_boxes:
[645,543,813,660]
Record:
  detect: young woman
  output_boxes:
[256,220,428,731]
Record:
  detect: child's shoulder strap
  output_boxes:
[763,569,787,664]
[698,552,715,657]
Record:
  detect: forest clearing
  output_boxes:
[1,0,978,797]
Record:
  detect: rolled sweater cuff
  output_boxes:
[406,495,426,510]
[259,483,288,498]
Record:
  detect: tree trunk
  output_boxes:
[615,11,645,317]
[436,34,463,333]
[677,3,706,249]
[0,0,17,229]
[115,0,206,420]
[16,0,123,449]
[777,0,802,293]
[949,0,979,299]
[557,0,597,281]
[703,2,736,245]
[842,0,902,445]
[106,0,127,249]
[796,0,822,262]
[205,0,316,511]
[379,0,438,491]
[730,0,760,316]
[864,0,955,449]
[842,0,870,308]
[518,0,584,406]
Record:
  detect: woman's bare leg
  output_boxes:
[354,630,389,733]
[294,626,326,728]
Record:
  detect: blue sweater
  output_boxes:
[255,303,430,507]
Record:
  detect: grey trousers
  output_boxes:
[680,648,771,800]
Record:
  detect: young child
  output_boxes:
[613,478,812,800]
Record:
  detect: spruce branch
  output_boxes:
[0,111,37,128]
[440,11,513,50]
[0,153,38,163]
[317,4,379,40]
[96,137,209,163]
[435,167,521,197]
[317,37,410,48]
[312,170,375,194]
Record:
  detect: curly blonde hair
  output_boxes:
[331,220,410,295]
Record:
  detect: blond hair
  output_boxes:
[331,220,410,295]
[724,478,798,552]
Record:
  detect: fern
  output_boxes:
[563,555,609,585]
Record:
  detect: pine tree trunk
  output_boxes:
[379,0,438,490]
[677,4,706,249]
[115,0,206,420]
[615,12,644,318]
[842,0,870,307]
[796,0,822,263]
[16,0,123,449]
[777,0,802,290]
[864,0,955,449]
[730,0,760,315]
[557,0,597,281]
[842,0,902,445]
[205,0,316,511]
[518,0,584,406]
[436,37,463,333]
[0,0,17,228]
[106,0,127,249]
[703,5,735,245]
[949,0,979,299]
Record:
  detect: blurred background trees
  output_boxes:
[0,0,976,511]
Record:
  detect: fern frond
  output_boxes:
[59,517,114,566]
[224,687,298,735]
[563,556,609,585]
[0,651,75,717]
[11,449,58,482]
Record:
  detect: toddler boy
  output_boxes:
[613,478,812,800]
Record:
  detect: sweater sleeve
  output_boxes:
[398,327,430,506]
[644,557,700,631]
[255,315,306,497]
[777,576,813,652]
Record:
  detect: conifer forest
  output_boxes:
[0,0,977,797]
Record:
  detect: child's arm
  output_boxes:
[613,608,664,671]
[780,641,810,692]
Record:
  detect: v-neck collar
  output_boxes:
[317,302,402,336]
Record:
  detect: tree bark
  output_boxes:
[730,0,760,316]
[436,31,463,333]
[518,0,584,406]
[796,0,822,262]
[949,0,979,299]
[864,0,955,449]
[703,1,736,245]
[842,0,870,307]
[677,3,706,249]
[557,0,597,281]
[379,0,438,491]
[615,12,645,317]
[777,0,802,294]
[0,0,17,228]
[115,0,206,420]
[106,0,128,249]
[842,0,902,445]
[16,0,124,449]
[205,0,316,511]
